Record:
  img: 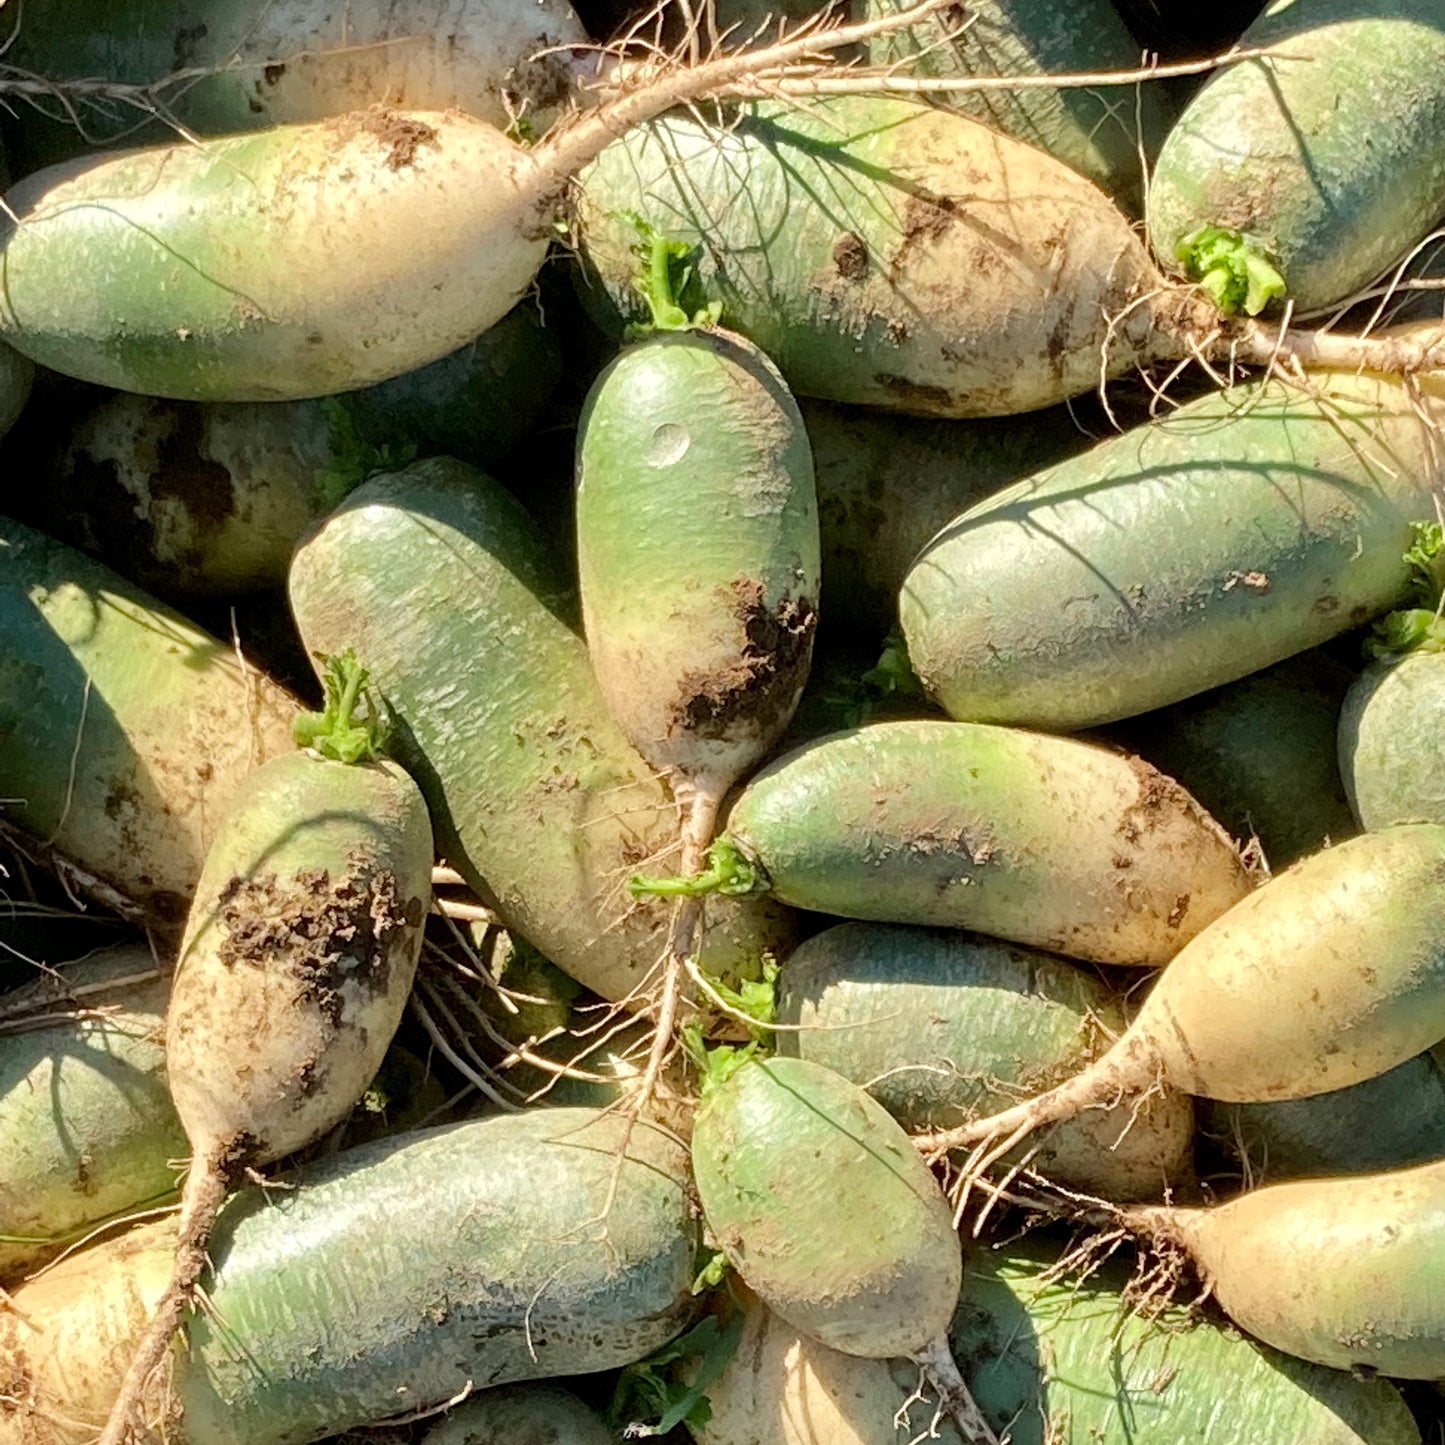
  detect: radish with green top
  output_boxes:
[573,98,1445,419]
[0,1109,697,1445]
[0,1,981,403]
[662,720,1250,967]
[289,457,794,1004]
[921,824,1445,1161]
[1148,0,1445,314]
[775,922,1195,1199]
[96,652,433,1445]
[417,1386,620,1445]
[901,356,1445,729]
[1338,521,1445,828]
[691,1052,997,1444]
[0,946,185,1284]
[579,228,818,1102]
[1117,1156,1445,1378]
[0,516,297,926]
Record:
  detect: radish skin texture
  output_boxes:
[804,400,1087,642]
[776,922,1194,1199]
[165,747,432,1167]
[0,517,297,924]
[0,0,591,170]
[1339,650,1445,828]
[0,111,547,401]
[695,1250,1420,1445]
[577,328,819,789]
[1132,1156,1445,1378]
[901,366,1445,729]
[1111,650,1359,868]
[722,720,1250,966]
[691,1056,960,1359]
[1147,0,1445,312]
[289,457,794,1001]
[864,0,1173,212]
[573,96,1174,418]
[0,1111,698,1445]
[0,948,184,1283]
[1204,1047,1445,1185]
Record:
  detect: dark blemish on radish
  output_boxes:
[338,109,440,171]
[215,855,412,1027]
[263,63,286,86]
[832,232,869,280]
[669,577,816,741]
[874,374,953,411]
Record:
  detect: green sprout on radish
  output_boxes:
[623,213,723,336]
[1367,521,1445,659]
[628,835,763,899]
[607,1309,746,1437]
[293,649,392,764]
[1177,226,1287,316]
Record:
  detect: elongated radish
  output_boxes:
[901,360,1445,729]
[1148,0,1445,314]
[1121,1157,1445,1378]
[0,0,592,170]
[0,1109,697,1445]
[863,0,1175,211]
[922,825,1445,1159]
[289,457,794,1003]
[0,946,184,1283]
[1111,650,1359,867]
[418,1387,619,1445]
[691,1054,996,1444]
[0,516,297,925]
[579,241,818,1103]
[97,653,432,1445]
[573,100,1445,419]
[684,720,1249,967]
[775,922,1194,1199]
[697,1245,1420,1444]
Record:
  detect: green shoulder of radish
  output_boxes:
[640,719,1250,968]
[1339,519,1445,828]
[0,947,186,1284]
[921,824,1445,1163]
[690,1052,997,1444]
[1,1109,697,1445]
[97,651,433,1445]
[775,922,1194,1200]
[0,343,33,440]
[289,456,795,1003]
[0,0,592,173]
[901,359,1445,730]
[0,517,298,926]
[1149,0,1445,315]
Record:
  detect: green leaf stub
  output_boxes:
[1177,226,1288,316]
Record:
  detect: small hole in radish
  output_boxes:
[647,423,690,467]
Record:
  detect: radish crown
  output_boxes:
[1177,226,1286,316]
[294,649,391,763]
[1367,521,1445,659]
[625,215,722,336]
[629,835,763,898]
